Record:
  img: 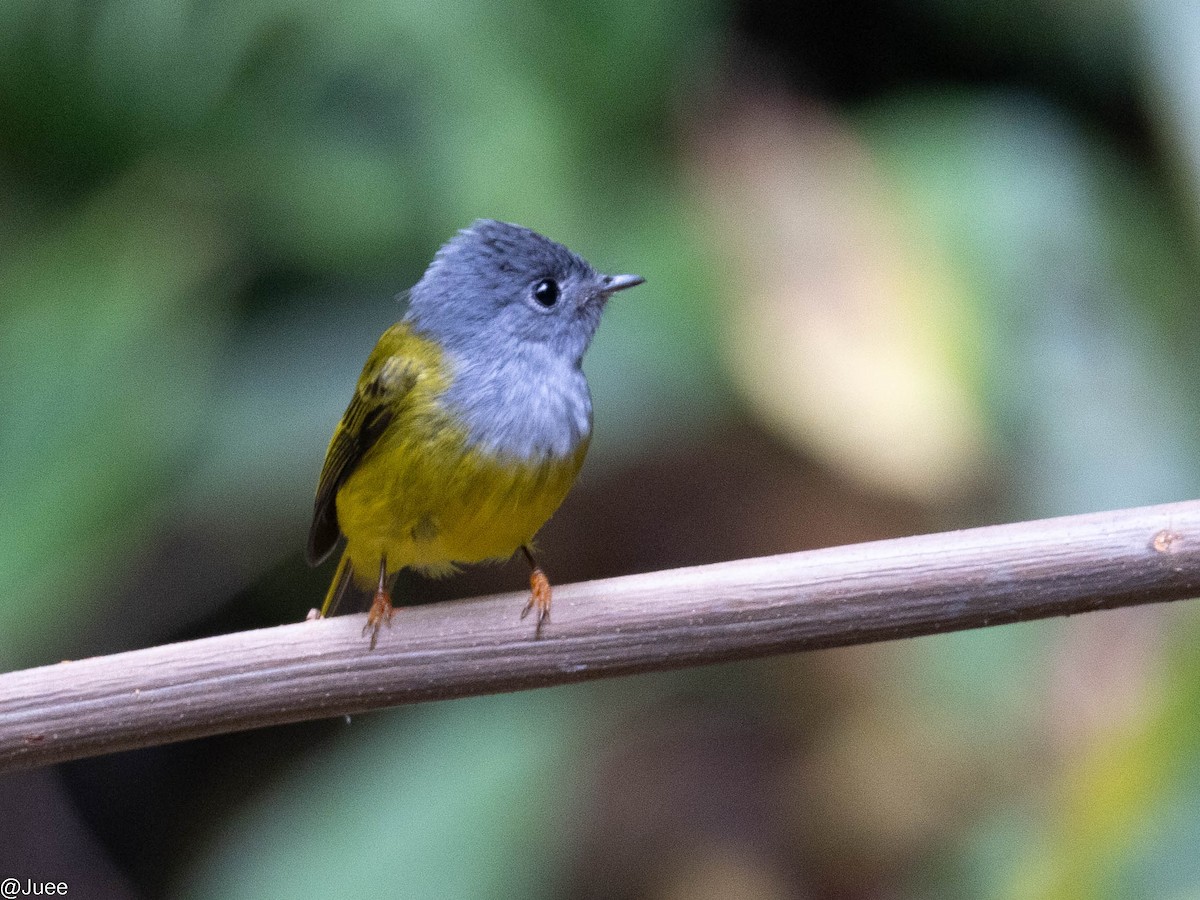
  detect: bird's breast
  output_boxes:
[440,349,593,460]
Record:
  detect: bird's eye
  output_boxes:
[533,279,559,307]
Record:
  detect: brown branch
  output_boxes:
[3,500,1200,772]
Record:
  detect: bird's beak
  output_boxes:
[599,273,645,295]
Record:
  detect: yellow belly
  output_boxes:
[335,420,588,585]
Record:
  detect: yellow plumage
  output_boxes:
[311,322,588,618]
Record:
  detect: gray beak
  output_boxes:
[599,273,645,295]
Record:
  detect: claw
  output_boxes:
[363,589,395,650]
[521,567,552,639]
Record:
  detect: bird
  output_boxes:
[306,219,644,647]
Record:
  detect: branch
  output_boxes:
[3,500,1200,772]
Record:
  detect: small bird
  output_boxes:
[307,220,644,647]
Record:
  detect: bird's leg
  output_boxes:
[363,555,395,650]
[520,545,551,637]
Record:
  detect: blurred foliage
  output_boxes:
[180,691,594,900]
[0,0,727,664]
[857,90,1200,515]
[998,606,1200,900]
[5,0,1200,897]
[0,169,233,660]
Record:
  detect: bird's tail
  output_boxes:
[321,550,356,618]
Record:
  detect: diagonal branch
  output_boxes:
[2,499,1200,772]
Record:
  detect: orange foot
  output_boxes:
[363,589,395,650]
[520,567,552,637]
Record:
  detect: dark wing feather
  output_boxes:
[306,355,418,566]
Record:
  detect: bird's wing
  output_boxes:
[306,344,422,566]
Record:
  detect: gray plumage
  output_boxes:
[404,219,643,459]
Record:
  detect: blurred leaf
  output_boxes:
[177,691,597,900]
[0,167,232,665]
[1002,608,1200,900]
[220,135,417,268]
[697,95,991,503]
[583,200,728,465]
[857,91,1200,517]
[0,0,269,188]
[905,622,1050,736]
[1137,0,1200,232]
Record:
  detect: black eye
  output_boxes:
[533,278,559,307]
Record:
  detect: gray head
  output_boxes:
[404,220,643,364]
